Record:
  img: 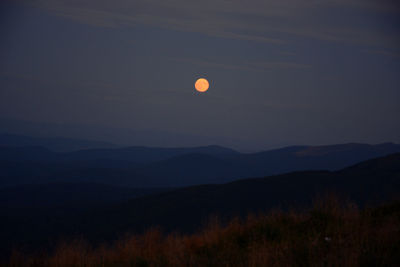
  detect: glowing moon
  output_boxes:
[195,78,209,92]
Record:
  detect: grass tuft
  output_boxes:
[6,196,400,267]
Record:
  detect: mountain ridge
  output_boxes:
[1,152,398,251]
[1,141,400,187]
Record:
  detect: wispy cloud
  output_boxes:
[24,0,400,47]
[169,57,311,72]
[363,49,400,59]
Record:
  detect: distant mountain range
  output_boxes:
[0,183,168,210]
[79,152,400,236]
[1,153,399,253]
[0,133,116,152]
[0,136,399,187]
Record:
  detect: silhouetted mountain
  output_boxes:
[0,183,171,254]
[232,142,400,176]
[0,146,57,162]
[134,153,243,186]
[64,145,238,163]
[0,118,245,149]
[0,133,116,152]
[1,142,399,187]
[0,144,237,163]
[0,145,239,187]
[77,153,400,238]
[0,183,169,211]
[1,153,399,252]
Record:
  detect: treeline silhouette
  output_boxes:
[6,195,400,267]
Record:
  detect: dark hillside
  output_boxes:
[1,143,399,187]
[1,153,399,252]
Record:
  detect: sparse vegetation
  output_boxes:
[6,196,400,267]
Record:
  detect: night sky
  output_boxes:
[1,0,399,151]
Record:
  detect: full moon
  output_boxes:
[195,78,209,92]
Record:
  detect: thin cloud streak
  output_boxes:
[169,57,311,72]
[363,49,400,59]
[25,0,400,47]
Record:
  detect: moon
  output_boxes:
[195,78,209,92]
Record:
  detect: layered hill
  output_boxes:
[1,153,399,252]
[1,142,399,187]
[0,133,116,152]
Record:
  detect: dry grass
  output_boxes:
[6,196,400,267]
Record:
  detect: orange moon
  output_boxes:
[195,78,209,92]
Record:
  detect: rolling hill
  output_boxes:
[0,142,399,187]
[76,153,400,238]
[1,153,399,253]
[0,133,116,152]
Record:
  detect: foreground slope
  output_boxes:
[79,153,400,237]
[1,153,399,252]
[8,198,400,267]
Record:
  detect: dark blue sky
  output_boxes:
[1,0,399,150]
